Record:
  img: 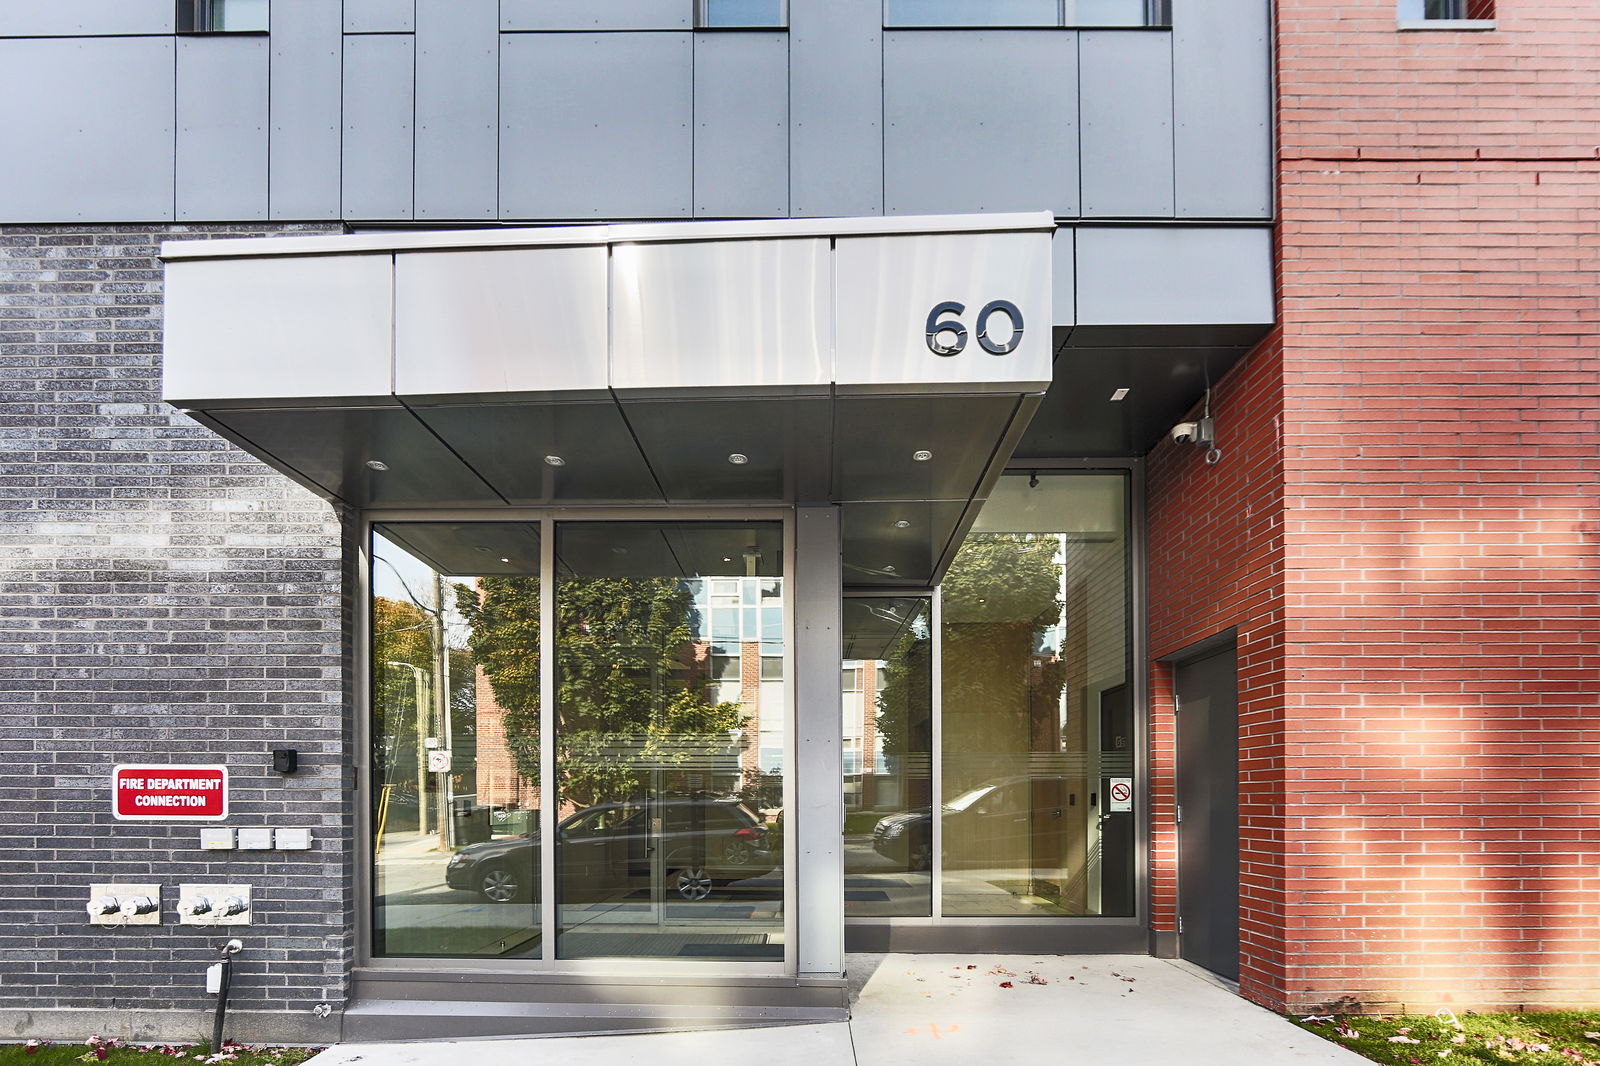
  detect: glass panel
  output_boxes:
[215,0,269,31]
[702,0,786,27]
[885,0,1059,26]
[843,597,934,918]
[940,473,1133,917]
[554,522,785,961]
[1074,0,1157,26]
[370,523,542,958]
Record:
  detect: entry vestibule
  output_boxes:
[156,214,1269,1034]
[842,469,1146,954]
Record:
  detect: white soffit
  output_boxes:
[395,246,609,397]
[163,253,393,402]
[834,230,1052,394]
[610,237,832,393]
[162,213,1055,405]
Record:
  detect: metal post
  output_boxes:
[794,506,843,977]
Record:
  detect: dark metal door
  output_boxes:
[1175,646,1240,980]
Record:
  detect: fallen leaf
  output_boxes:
[999,981,1013,989]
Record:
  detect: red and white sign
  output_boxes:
[1107,778,1134,813]
[113,765,229,820]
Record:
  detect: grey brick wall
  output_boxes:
[0,224,353,1040]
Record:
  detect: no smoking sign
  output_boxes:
[1107,778,1133,813]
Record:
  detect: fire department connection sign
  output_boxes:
[113,765,229,820]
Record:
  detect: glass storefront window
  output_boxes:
[370,522,543,958]
[370,518,786,964]
[941,473,1133,917]
[841,596,934,918]
[553,521,785,961]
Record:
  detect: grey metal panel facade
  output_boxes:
[176,37,269,221]
[693,32,788,218]
[1074,226,1274,326]
[1080,31,1173,218]
[1173,0,1272,219]
[344,0,416,33]
[500,0,689,30]
[415,0,497,220]
[789,0,881,217]
[269,0,342,219]
[342,33,415,220]
[499,32,693,219]
[0,1,172,36]
[883,31,1078,217]
[1052,227,1076,327]
[0,37,174,222]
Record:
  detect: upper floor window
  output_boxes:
[1398,0,1495,26]
[698,0,787,27]
[885,0,1170,28]
[177,0,268,33]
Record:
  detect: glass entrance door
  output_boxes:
[843,471,1137,928]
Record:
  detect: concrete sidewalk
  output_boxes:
[306,954,1370,1065]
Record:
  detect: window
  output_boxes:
[885,0,1170,28]
[177,0,268,33]
[698,0,787,28]
[1397,0,1495,25]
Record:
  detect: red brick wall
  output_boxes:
[1147,327,1290,1007]
[1150,0,1600,1013]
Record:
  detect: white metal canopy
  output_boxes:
[162,215,1055,586]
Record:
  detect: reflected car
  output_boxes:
[446,796,775,904]
[871,776,1070,871]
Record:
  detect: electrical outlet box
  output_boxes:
[176,883,251,926]
[87,883,161,926]
[236,827,273,850]
[274,827,312,850]
[199,827,235,851]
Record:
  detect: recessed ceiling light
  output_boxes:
[499,557,510,564]
[728,453,749,465]
[364,459,389,471]
[544,455,566,467]
[882,564,897,573]
[912,450,933,462]
[894,520,911,529]
[1110,388,1130,402]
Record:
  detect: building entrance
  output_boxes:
[842,471,1142,950]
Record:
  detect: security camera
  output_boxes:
[1170,417,1215,447]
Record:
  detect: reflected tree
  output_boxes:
[459,575,745,808]
[901,534,1065,788]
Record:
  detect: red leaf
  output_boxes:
[999,981,1014,989]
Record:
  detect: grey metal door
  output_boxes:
[1175,646,1239,980]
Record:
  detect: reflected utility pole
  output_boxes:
[386,660,431,835]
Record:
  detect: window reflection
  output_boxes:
[371,520,788,962]
[553,522,785,961]
[371,523,542,958]
[940,473,1134,917]
[843,597,933,917]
